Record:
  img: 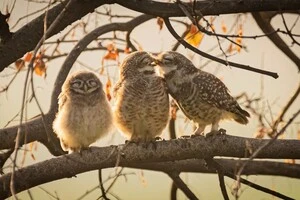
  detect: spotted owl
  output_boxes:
[113,51,170,142]
[154,51,250,135]
[53,71,113,153]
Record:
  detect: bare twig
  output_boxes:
[269,82,300,137]
[167,172,198,200]
[235,109,300,197]
[163,18,279,79]
[98,169,110,200]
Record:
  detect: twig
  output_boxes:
[252,12,300,71]
[205,158,294,200]
[98,169,110,200]
[163,18,279,79]
[269,82,300,137]
[280,13,300,46]
[10,0,75,197]
[235,109,300,197]
[167,172,198,200]
[170,182,178,200]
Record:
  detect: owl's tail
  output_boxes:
[233,106,250,124]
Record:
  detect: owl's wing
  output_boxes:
[191,71,250,122]
[191,71,232,109]
[57,92,67,111]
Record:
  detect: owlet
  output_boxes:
[53,71,113,153]
[154,51,250,135]
[113,51,170,142]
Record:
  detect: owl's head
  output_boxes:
[154,51,195,76]
[120,51,156,77]
[63,71,103,95]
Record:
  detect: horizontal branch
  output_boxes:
[1,0,300,72]
[0,135,300,198]
[116,0,300,17]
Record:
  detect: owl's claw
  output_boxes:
[180,135,191,139]
[206,128,227,138]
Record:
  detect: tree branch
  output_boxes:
[1,135,300,198]
[252,12,300,71]
[167,172,198,200]
[1,0,299,72]
[164,17,279,79]
[0,0,112,72]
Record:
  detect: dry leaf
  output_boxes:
[99,66,105,75]
[184,24,204,47]
[34,59,46,76]
[221,20,227,33]
[15,59,25,70]
[157,17,164,30]
[124,47,131,54]
[105,78,112,101]
[24,52,33,62]
[235,25,243,52]
[254,127,267,139]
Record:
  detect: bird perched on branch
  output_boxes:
[153,51,250,135]
[53,71,113,153]
[113,51,170,142]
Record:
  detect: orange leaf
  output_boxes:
[157,17,164,30]
[34,59,46,76]
[99,66,105,75]
[103,51,118,61]
[124,47,131,54]
[221,21,227,33]
[184,24,204,47]
[15,59,25,70]
[24,52,33,62]
[105,78,112,101]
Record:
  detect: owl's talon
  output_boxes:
[218,128,226,135]
[180,135,191,139]
[191,134,204,138]
[155,136,162,141]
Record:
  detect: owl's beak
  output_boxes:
[83,83,88,92]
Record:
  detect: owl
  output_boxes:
[53,71,113,153]
[154,51,250,135]
[113,51,170,142]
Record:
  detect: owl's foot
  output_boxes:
[191,134,204,138]
[206,128,227,138]
[155,136,163,141]
[180,135,191,139]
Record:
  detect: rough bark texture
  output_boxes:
[0,135,300,198]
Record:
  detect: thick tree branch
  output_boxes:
[116,0,300,18]
[0,15,154,157]
[1,135,300,198]
[0,0,112,72]
[1,0,299,72]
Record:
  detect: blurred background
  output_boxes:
[0,0,299,199]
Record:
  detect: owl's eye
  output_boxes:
[163,56,173,64]
[87,79,98,87]
[71,80,83,88]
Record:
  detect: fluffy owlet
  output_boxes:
[53,71,113,153]
[154,51,250,135]
[113,51,170,142]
